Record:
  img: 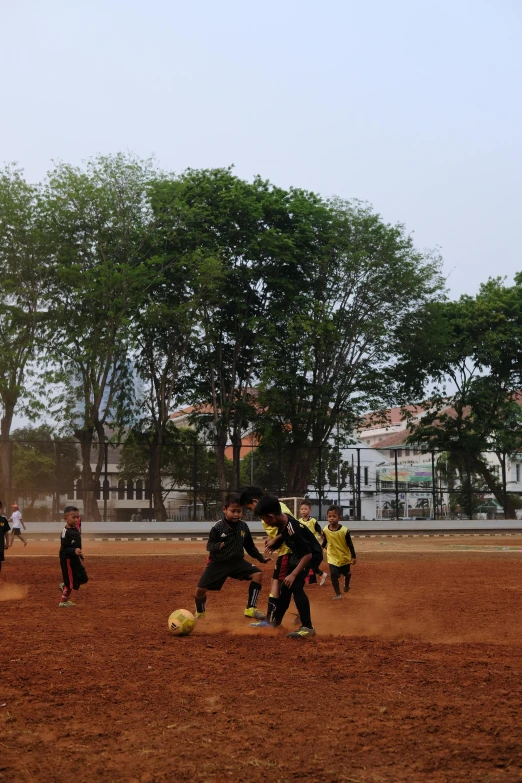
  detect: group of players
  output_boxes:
[194,487,357,639]
[0,487,358,638]
[0,501,28,582]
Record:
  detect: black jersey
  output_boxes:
[59,525,82,559]
[280,515,323,566]
[206,518,265,563]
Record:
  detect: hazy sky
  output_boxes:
[1,0,521,298]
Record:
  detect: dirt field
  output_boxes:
[1,539,522,783]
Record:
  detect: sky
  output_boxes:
[1,0,521,298]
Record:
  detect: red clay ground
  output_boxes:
[1,541,522,783]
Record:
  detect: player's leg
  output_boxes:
[244,569,264,619]
[194,586,208,617]
[343,564,351,592]
[0,557,3,583]
[59,558,75,606]
[19,532,28,547]
[330,565,342,599]
[286,573,316,638]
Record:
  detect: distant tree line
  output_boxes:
[1,153,520,520]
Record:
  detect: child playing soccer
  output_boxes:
[239,486,295,624]
[322,505,357,600]
[59,505,88,607]
[0,501,10,583]
[299,499,328,586]
[9,503,27,547]
[194,493,271,620]
[253,496,323,639]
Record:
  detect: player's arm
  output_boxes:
[314,521,322,536]
[265,533,283,551]
[346,531,357,563]
[243,529,270,563]
[321,533,327,549]
[206,526,224,553]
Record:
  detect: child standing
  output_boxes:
[9,503,27,547]
[194,494,271,620]
[253,496,323,639]
[299,499,328,586]
[0,501,10,583]
[59,505,88,607]
[322,505,357,600]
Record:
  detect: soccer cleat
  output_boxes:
[333,594,342,600]
[286,626,316,639]
[244,607,266,620]
[58,600,76,607]
[194,611,206,619]
[249,620,275,628]
[344,583,351,593]
[319,572,329,586]
[58,582,64,592]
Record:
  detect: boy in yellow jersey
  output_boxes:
[239,486,296,624]
[299,499,328,586]
[321,504,357,600]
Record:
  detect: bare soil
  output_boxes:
[1,541,521,782]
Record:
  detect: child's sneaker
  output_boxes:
[319,572,329,586]
[194,611,206,619]
[286,626,316,639]
[343,583,351,593]
[333,594,342,600]
[58,582,64,592]
[249,620,275,628]
[244,607,266,620]
[58,600,76,607]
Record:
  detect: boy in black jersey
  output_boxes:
[0,501,10,583]
[59,506,88,607]
[253,496,322,639]
[194,494,271,620]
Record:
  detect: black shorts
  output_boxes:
[329,563,351,579]
[13,528,22,536]
[197,559,261,591]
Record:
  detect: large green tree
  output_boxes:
[42,154,157,520]
[0,165,48,503]
[256,198,443,494]
[398,277,522,518]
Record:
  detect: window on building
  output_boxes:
[136,479,143,500]
[405,449,410,456]
[413,449,419,455]
[390,450,394,459]
[118,480,125,500]
[397,449,402,457]
[127,480,134,500]
[364,466,369,485]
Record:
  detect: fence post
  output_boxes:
[193,443,198,520]
[431,451,437,520]
[103,441,109,522]
[394,450,400,521]
[318,446,323,522]
[467,452,473,520]
[356,448,361,521]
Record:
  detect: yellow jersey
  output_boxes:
[299,516,321,537]
[261,501,292,556]
[322,524,354,567]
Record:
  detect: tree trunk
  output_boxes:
[75,429,101,522]
[0,404,14,506]
[472,457,517,519]
[149,434,167,521]
[286,446,319,496]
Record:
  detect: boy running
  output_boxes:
[194,493,271,620]
[252,496,323,639]
[9,503,27,547]
[0,501,10,583]
[299,499,328,586]
[322,505,357,600]
[59,505,88,607]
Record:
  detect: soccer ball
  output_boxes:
[168,609,195,637]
